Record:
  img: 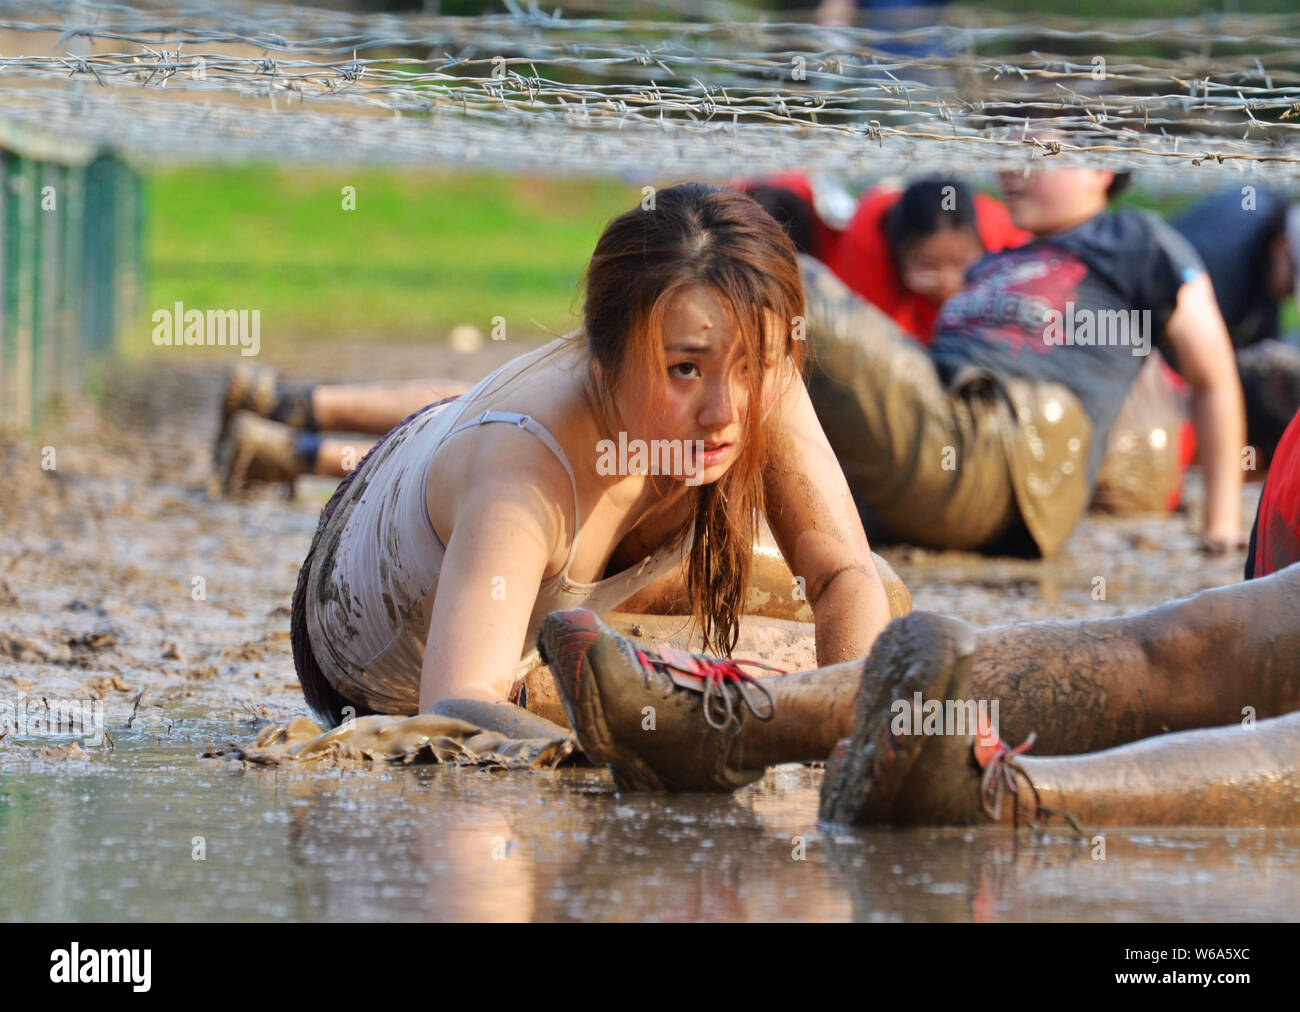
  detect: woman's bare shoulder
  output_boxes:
[425,337,592,562]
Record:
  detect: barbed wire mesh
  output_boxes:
[3,1,1300,184]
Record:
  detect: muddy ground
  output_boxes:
[0,339,1290,923]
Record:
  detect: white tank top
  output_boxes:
[303,345,696,714]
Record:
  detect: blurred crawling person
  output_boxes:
[821,177,1029,344]
[798,135,1245,556]
[740,172,1192,515]
[1172,184,1300,465]
[738,174,1029,342]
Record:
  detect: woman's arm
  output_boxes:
[418,434,572,712]
[761,367,893,665]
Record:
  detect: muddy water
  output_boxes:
[6,756,1300,922]
[0,346,1289,922]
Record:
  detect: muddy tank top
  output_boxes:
[303,346,696,714]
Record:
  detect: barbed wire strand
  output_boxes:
[1,1,1300,183]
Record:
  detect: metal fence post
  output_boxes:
[0,128,134,431]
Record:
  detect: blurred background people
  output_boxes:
[738,174,1028,342]
[1172,184,1300,466]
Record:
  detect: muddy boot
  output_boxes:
[216,411,303,497]
[216,364,317,463]
[818,612,976,824]
[216,363,279,462]
[887,624,1027,827]
[536,608,779,793]
[821,610,1046,827]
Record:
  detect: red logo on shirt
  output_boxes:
[937,248,1089,355]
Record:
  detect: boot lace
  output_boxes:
[633,644,781,729]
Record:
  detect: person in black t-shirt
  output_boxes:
[802,141,1245,556]
[1172,184,1292,348]
[1171,185,1300,465]
[929,201,1205,490]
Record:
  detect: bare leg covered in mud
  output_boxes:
[966,562,1300,754]
[311,379,472,434]
[217,368,472,487]
[820,609,1300,828]
[991,714,1300,828]
[723,562,1300,764]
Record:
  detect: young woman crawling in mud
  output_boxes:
[288,182,901,760]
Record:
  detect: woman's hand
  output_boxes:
[1199,531,1248,556]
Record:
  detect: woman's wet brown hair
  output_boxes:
[577,181,808,656]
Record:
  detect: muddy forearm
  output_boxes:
[811,565,891,668]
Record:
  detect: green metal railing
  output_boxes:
[0,123,143,431]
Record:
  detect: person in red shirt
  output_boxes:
[736,175,1030,343]
[826,179,1031,344]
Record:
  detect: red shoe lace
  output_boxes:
[633,644,781,729]
[975,731,1087,836]
[975,731,1042,828]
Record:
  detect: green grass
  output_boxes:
[140,166,1295,355]
[140,167,638,353]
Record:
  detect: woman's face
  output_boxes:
[634,284,783,486]
[895,228,985,304]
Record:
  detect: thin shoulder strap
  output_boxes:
[440,409,583,571]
